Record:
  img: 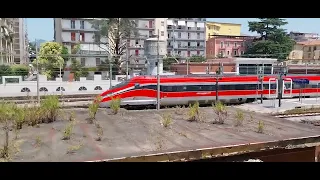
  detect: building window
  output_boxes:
[187,51,190,57]
[309,47,312,52]
[161,31,164,36]
[227,51,230,55]
[71,32,76,41]
[80,33,85,42]
[220,51,224,56]
[149,31,153,37]
[135,39,139,45]
[197,51,200,55]
[197,33,200,39]
[149,21,153,28]
[80,21,85,29]
[314,46,317,51]
[81,58,85,66]
[168,33,170,38]
[234,50,237,56]
[96,58,101,65]
[178,51,181,55]
[187,33,190,39]
[161,21,164,26]
[71,20,75,29]
[220,42,224,48]
[241,42,244,47]
[188,42,191,47]
[241,51,244,55]
[234,42,237,47]
[178,32,181,38]
[226,42,229,47]
[135,50,139,56]
[308,53,311,58]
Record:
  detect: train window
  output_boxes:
[111,80,129,90]
[186,85,200,91]
[138,85,157,90]
[134,83,140,88]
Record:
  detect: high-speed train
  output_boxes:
[99,74,320,108]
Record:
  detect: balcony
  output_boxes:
[129,44,144,49]
[167,37,205,41]
[61,27,98,32]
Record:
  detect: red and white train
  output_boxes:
[99,74,320,108]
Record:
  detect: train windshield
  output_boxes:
[110,80,129,90]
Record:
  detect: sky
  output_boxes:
[26,18,320,41]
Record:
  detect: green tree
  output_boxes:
[28,42,36,52]
[35,42,64,79]
[188,55,206,62]
[245,18,294,60]
[91,18,138,75]
[70,58,88,80]
[61,46,69,66]
[163,57,179,71]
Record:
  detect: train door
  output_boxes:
[282,78,293,98]
[268,78,278,98]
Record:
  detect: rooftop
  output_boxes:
[206,21,242,26]
[296,40,320,46]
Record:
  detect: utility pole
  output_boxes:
[35,39,40,104]
[258,65,264,104]
[278,63,287,107]
[126,36,130,80]
[109,56,112,89]
[156,29,160,110]
[215,62,223,102]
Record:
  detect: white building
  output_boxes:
[0,18,15,65]
[167,18,206,58]
[54,18,107,67]
[13,18,29,64]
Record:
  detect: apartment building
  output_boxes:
[54,18,107,67]
[54,18,167,68]
[288,40,320,60]
[289,31,319,42]
[206,21,241,40]
[166,18,206,58]
[127,18,167,67]
[206,35,254,59]
[0,18,15,65]
[13,18,28,64]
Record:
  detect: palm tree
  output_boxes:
[91,18,139,75]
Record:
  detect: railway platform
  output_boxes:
[236,98,320,114]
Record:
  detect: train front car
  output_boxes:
[99,79,133,108]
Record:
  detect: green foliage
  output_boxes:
[0,102,16,158]
[88,96,102,121]
[163,57,178,71]
[41,95,60,123]
[28,42,36,52]
[187,102,200,122]
[246,18,295,60]
[61,46,69,64]
[70,59,89,80]
[0,64,29,83]
[35,42,65,79]
[213,101,228,124]
[188,56,206,62]
[91,18,139,75]
[110,97,121,114]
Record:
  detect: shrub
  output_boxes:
[62,122,74,140]
[110,97,121,115]
[257,120,265,133]
[187,102,200,122]
[41,95,60,123]
[0,102,15,158]
[88,95,102,121]
[234,109,244,126]
[161,113,172,128]
[213,101,227,124]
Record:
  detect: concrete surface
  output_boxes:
[1,107,319,162]
[235,98,320,114]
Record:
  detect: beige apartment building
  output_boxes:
[13,18,29,64]
[289,40,320,61]
[0,18,15,65]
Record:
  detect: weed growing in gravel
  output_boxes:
[213,101,227,124]
[88,96,102,122]
[67,144,82,154]
[0,102,15,158]
[62,122,74,140]
[161,113,172,128]
[234,109,244,126]
[187,102,200,122]
[95,123,104,141]
[69,111,75,122]
[41,95,60,123]
[35,136,42,147]
[110,97,121,115]
[257,120,265,133]
[175,105,185,115]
